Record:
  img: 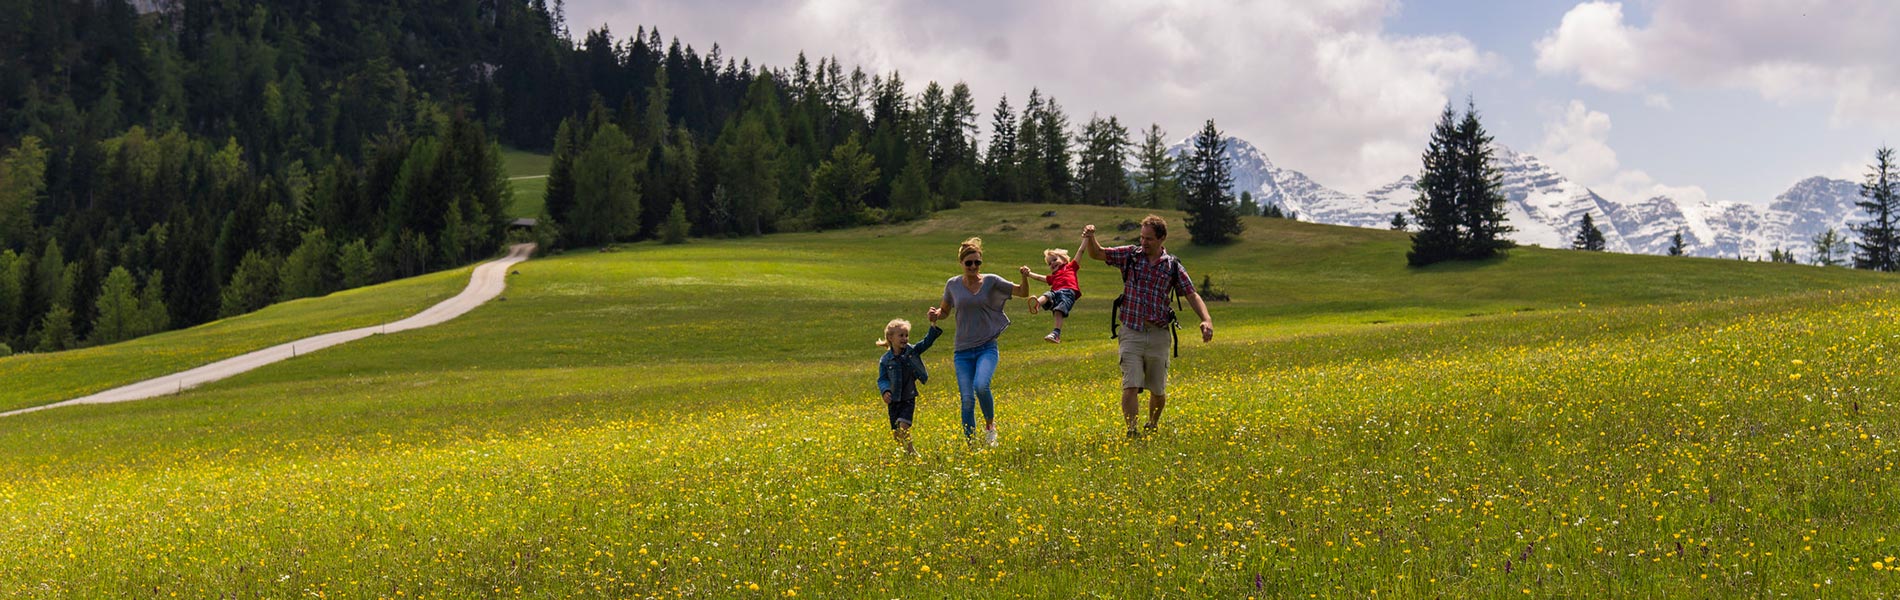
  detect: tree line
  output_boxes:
[0,0,1252,355]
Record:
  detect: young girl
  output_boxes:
[876,314,942,454]
[1019,241,1085,343]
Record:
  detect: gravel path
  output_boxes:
[0,243,535,418]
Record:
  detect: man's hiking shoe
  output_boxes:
[1044,330,1061,343]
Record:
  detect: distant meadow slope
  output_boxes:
[3,203,1897,597]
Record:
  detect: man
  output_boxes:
[1081,215,1214,438]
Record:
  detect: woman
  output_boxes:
[930,237,1030,446]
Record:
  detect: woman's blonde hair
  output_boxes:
[1043,248,1071,264]
[958,237,984,260]
[875,318,912,348]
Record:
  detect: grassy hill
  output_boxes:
[502,146,550,219]
[3,203,1897,597]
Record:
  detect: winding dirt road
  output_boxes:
[0,243,535,418]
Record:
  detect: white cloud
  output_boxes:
[564,0,1495,192]
[1536,100,1710,206]
[1535,0,1900,126]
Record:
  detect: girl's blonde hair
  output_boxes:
[1043,248,1071,264]
[958,237,984,260]
[875,318,913,348]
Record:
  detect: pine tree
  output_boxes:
[0,136,48,247]
[35,304,74,352]
[137,271,170,336]
[1132,124,1179,210]
[279,228,337,301]
[91,266,139,344]
[1454,99,1513,259]
[889,146,933,222]
[1014,90,1046,203]
[1812,227,1847,267]
[569,123,642,246]
[1180,119,1243,245]
[338,239,376,288]
[1571,213,1606,251]
[1038,96,1075,203]
[219,251,281,318]
[1389,212,1408,231]
[1668,229,1686,256]
[1408,105,1461,267]
[1853,146,1899,271]
[661,201,690,244]
[981,95,1017,202]
[0,250,19,343]
[806,132,879,230]
[1237,191,1258,217]
[543,118,581,229]
[1076,114,1131,206]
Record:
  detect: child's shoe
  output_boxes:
[1044,329,1061,343]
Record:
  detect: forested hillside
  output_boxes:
[0,0,1183,354]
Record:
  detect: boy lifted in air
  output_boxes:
[1019,236,1087,343]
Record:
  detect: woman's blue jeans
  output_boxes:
[952,341,999,437]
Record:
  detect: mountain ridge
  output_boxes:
[1168,136,1864,260]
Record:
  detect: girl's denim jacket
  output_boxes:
[877,326,943,403]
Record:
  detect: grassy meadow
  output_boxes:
[2,203,1898,597]
[0,265,471,414]
[503,146,550,219]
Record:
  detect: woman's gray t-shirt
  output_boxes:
[943,274,1016,351]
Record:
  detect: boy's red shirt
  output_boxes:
[1046,260,1080,292]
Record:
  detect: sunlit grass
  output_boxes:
[0,266,471,413]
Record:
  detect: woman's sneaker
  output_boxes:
[984,425,999,446]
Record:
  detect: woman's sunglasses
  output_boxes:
[963,259,983,267]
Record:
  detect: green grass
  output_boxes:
[0,266,472,413]
[502,146,550,219]
[3,203,1899,597]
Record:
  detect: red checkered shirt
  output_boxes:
[1103,245,1195,331]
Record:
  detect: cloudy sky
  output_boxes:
[565,0,1900,206]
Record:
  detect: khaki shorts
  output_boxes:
[1118,324,1172,395]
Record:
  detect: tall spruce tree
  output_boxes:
[1076,114,1131,206]
[568,123,642,246]
[1408,105,1462,266]
[1852,146,1899,272]
[1132,124,1179,210]
[1038,96,1075,204]
[1668,229,1687,256]
[1180,119,1243,245]
[1014,90,1047,203]
[981,95,1017,202]
[1571,213,1606,251]
[1454,99,1513,259]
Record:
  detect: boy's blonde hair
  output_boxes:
[875,318,913,348]
[1043,248,1071,264]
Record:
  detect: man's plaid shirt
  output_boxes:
[1103,245,1195,332]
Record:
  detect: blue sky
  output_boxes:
[567,0,1900,206]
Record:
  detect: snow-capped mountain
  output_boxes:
[1167,136,1867,260]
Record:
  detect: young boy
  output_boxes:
[1019,241,1084,343]
[875,313,943,454]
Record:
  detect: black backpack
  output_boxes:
[1109,255,1184,358]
